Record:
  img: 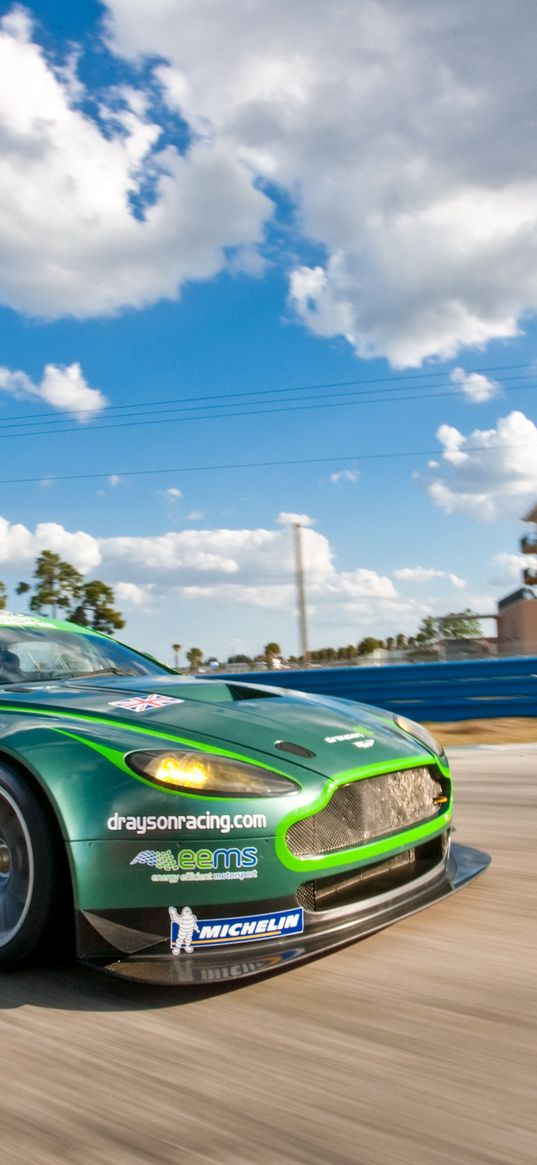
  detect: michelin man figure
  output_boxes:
[169,906,200,955]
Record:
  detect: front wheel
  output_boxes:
[0,766,62,969]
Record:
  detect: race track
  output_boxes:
[1,748,535,1165]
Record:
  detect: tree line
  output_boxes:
[182,611,483,670]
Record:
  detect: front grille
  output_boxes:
[297,835,446,912]
[287,766,445,857]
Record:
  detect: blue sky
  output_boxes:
[1,0,537,663]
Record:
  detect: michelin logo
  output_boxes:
[169,907,199,955]
[169,906,304,951]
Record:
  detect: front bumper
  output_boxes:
[78,841,490,985]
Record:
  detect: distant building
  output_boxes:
[440,636,497,660]
[496,503,537,655]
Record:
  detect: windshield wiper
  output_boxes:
[0,667,147,685]
[61,668,140,679]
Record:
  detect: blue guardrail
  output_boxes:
[216,656,537,722]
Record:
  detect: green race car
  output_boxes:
[0,612,489,984]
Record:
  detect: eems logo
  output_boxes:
[178,846,257,871]
[131,846,258,872]
[131,846,260,882]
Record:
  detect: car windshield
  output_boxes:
[0,623,171,685]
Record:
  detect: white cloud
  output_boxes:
[277,512,315,527]
[105,0,537,365]
[320,569,396,600]
[228,246,269,278]
[182,583,295,611]
[329,469,359,485]
[113,524,385,601]
[0,362,107,418]
[108,474,121,487]
[489,552,537,586]
[0,8,270,318]
[394,567,445,583]
[35,524,101,572]
[445,574,467,591]
[450,367,500,404]
[115,581,154,608]
[186,511,204,521]
[1,3,537,366]
[101,530,241,577]
[434,423,469,466]
[0,516,101,572]
[0,509,392,614]
[163,487,182,499]
[0,510,480,631]
[493,553,524,581]
[0,517,34,563]
[424,410,537,520]
[98,521,333,584]
[0,508,404,650]
[393,566,466,589]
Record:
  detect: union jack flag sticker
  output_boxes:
[108,694,184,713]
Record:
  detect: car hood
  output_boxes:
[1,676,435,777]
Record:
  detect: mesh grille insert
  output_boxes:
[296,835,446,912]
[287,766,445,857]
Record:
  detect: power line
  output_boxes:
[2,370,536,431]
[0,361,533,430]
[0,440,533,487]
[1,379,536,441]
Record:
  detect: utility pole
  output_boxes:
[293,522,310,666]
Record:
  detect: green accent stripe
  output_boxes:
[275,753,452,871]
[49,727,297,800]
[330,751,450,784]
[0,703,293,783]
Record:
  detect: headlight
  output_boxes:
[125,750,299,796]
[393,715,444,758]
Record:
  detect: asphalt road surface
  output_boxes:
[1,747,535,1165]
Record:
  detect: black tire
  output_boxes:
[0,765,63,970]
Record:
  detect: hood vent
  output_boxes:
[275,740,317,759]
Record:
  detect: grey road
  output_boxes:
[1,748,535,1165]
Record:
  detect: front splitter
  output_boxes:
[83,842,490,986]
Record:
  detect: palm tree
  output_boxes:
[186,647,203,673]
[172,643,182,669]
[264,641,281,669]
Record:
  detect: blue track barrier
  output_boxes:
[215,656,537,721]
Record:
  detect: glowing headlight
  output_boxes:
[393,715,444,758]
[125,750,299,796]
